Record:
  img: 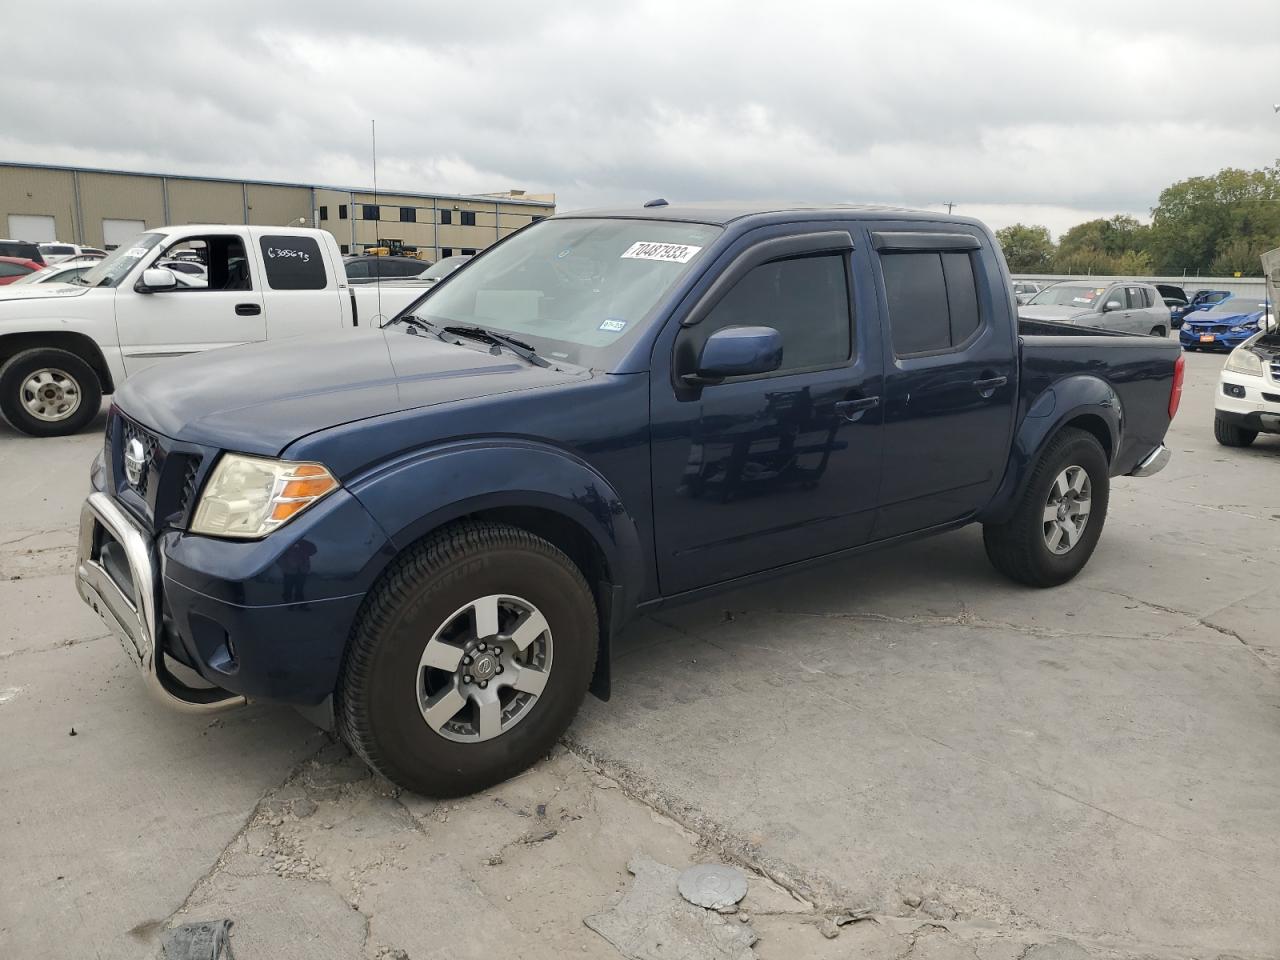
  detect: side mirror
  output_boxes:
[685,326,783,385]
[137,267,178,293]
[1103,300,1123,312]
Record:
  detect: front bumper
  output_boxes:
[75,487,393,712]
[75,492,246,712]
[1180,328,1255,351]
[1216,368,1280,435]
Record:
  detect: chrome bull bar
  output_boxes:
[75,491,246,713]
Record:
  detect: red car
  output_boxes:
[0,256,43,285]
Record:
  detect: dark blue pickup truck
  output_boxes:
[75,204,1183,795]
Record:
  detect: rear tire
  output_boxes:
[0,348,102,437]
[337,521,598,797]
[983,428,1109,588]
[1214,414,1257,447]
[1149,326,1166,338]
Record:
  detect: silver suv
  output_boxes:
[1019,280,1171,336]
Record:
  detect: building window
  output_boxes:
[461,248,477,256]
[400,207,416,223]
[461,211,477,226]
[319,205,329,221]
[340,244,349,254]
[441,247,453,258]
[362,204,379,221]
[440,210,453,225]
[338,205,348,220]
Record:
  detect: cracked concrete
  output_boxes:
[2,349,1278,959]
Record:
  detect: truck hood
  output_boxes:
[1018,305,1090,323]
[114,328,584,456]
[0,283,92,303]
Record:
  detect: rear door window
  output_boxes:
[881,251,984,356]
[259,235,327,290]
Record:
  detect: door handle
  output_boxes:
[973,376,1008,397]
[235,303,262,316]
[835,396,879,421]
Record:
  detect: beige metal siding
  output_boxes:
[166,178,245,226]
[78,172,166,247]
[0,166,80,243]
[246,183,312,227]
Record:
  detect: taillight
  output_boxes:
[1168,353,1185,420]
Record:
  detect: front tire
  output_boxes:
[337,521,598,797]
[0,348,102,437]
[983,428,1110,587]
[1214,413,1257,447]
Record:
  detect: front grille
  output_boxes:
[121,419,159,497]
[1270,360,1280,383]
[1263,392,1280,404]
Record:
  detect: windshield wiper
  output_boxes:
[386,313,440,336]
[443,325,550,367]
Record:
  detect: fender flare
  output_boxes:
[979,375,1121,524]
[346,438,647,696]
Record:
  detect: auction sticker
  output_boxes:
[621,241,702,263]
[599,318,627,332]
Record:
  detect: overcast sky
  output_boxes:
[5,1,1279,238]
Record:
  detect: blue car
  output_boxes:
[1170,289,1231,328]
[1179,296,1273,351]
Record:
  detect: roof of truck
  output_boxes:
[556,201,986,228]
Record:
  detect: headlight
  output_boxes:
[1229,323,1255,333]
[1224,348,1263,377]
[190,454,338,539]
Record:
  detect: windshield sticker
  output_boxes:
[621,241,702,264]
[124,247,150,258]
[599,318,627,333]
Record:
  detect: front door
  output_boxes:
[114,230,266,377]
[650,228,885,595]
[867,225,1017,539]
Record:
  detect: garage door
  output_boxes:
[103,218,146,250]
[7,214,56,242]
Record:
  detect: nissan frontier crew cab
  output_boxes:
[75,204,1184,796]
[0,225,422,437]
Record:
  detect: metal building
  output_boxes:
[0,160,555,259]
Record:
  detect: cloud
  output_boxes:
[4,0,1278,232]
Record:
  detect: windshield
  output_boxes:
[1204,297,1268,315]
[79,233,166,288]
[402,218,722,367]
[11,267,54,285]
[1028,284,1108,307]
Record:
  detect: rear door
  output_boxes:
[255,232,344,340]
[867,225,1017,539]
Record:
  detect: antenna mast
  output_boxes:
[372,119,382,321]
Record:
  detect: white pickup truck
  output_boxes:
[0,225,423,436]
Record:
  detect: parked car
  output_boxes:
[10,261,98,285]
[1153,283,1189,326]
[345,254,431,283]
[1012,280,1049,304]
[157,259,208,277]
[38,242,107,265]
[74,203,1183,796]
[0,225,423,436]
[1171,288,1231,327]
[409,254,472,285]
[0,256,44,285]
[1214,326,1280,446]
[0,240,45,265]
[1179,297,1274,351]
[1019,280,1171,336]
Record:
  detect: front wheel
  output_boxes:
[1214,413,1257,447]
[0,348,102,437]
[983,427,1110,587]
[337,521,598,796]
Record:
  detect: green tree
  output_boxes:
[1147,163,1280,275]
[1111,249,1153,276]
[1209,238,1271,277]
[1057,215,1151,263]
[1054,247,1115,276]
[995,223,1055,273]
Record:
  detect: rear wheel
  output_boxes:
[0,347,102,437]
[1149,326,1166,338]
[337,521,598,796]
[983,427,1109,587]
[1214,413,1257,447]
